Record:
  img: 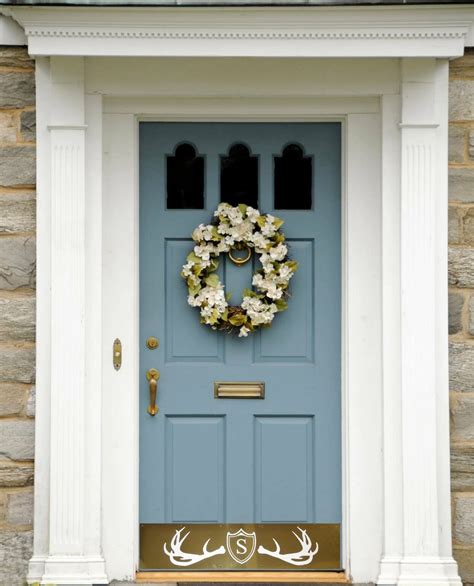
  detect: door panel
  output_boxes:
[139,122,341,570]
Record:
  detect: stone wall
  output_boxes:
[449,48,474,585]
[0,46,35,585]
[0,45,473,585]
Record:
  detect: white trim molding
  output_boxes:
[10,4,472,586]
[4,6,474,58]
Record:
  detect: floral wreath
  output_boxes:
[181,203,298,337]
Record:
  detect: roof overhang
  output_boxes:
[2,5,473,58]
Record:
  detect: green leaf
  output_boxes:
[209,258,220,271]
[187,252,200,263]
[275,299,288,311]
[273,217,284,230]
[256,216,266,229]
[238,203,248,215]
[205,274,220,287]
[286,260,299,272]
[188,283,202,296]
[229,313,247,326]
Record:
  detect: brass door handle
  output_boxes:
[146,368,160,416]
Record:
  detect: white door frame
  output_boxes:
[9,6,473,586]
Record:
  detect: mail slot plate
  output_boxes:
[214,381,265,399]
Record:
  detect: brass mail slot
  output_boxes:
[214,381,265,399]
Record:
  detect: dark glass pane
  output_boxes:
[274,143,312,210]
[167,143,204,209]
[220,143,258,208]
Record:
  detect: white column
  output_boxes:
[396,58,461,586]
[377,92,404,586]
[28,57,107,586]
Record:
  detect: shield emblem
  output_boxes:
[226,529,257,565]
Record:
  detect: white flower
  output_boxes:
[194,245,210,261]
[239,326,250,337]
[217,240,230,253]
[218,222,230,235]
[214,202,232,217]
[182,261,195,277]
[246,207,260,223]
[227,207,244,226]
[261,218,276,237]
[269,243,287,261]
[251,232,270,252]
[229,220,253,241]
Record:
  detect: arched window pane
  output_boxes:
[220,143,258,208]
[167,143,204,209]
[274,143,312,210]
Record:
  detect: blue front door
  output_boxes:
[139,122,341,571]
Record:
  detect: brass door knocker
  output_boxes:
[228,244,252,266]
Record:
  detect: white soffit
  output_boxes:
[4,6,474,58]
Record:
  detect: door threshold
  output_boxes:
[136,571,349,583]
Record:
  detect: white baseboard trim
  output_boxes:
[29,554,108,585]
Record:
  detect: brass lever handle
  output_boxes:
[146,368,160,416]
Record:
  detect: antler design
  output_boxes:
[163,527,226,566]
[257,526,319,566]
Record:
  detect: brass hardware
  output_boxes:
[214,381,265,399]
[146,368,160,415]
[228,244,252,266]
[113,338,122,371]
[146,336,159,350]
[139,523,341,571]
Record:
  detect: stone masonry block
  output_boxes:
[450,342,474,392]
[0,72,35,109]
[449,206,461,244]
[450,49,474,77]
[0,236,35,290]
[454,494,474,544]
[0,192,35,234]
[7,490,33,526]
[0,344,35,384]
[0,383,26,417]
[449,125,466,162]
[450,80,474,121]
[470,295,474,335]
[0,111,18,143]
[0,146,35,186]
[0,47,34,69]
[451,393,474,442]
[0,461,33,487]
[452,445,474,492]
[463,209,474,245]
[20,110,35,142]
[470,130,474,159]
[449,168,474,203]
[449,292,464,334]
[0,530,32,586]
[449,247,474,288]
[0,296,35,341]
[25,386,35,418]
[454,546,474,584]
[0,419,34,460]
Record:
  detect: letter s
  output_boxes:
[236,538,247,554]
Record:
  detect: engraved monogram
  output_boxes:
[163,526,319,567]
